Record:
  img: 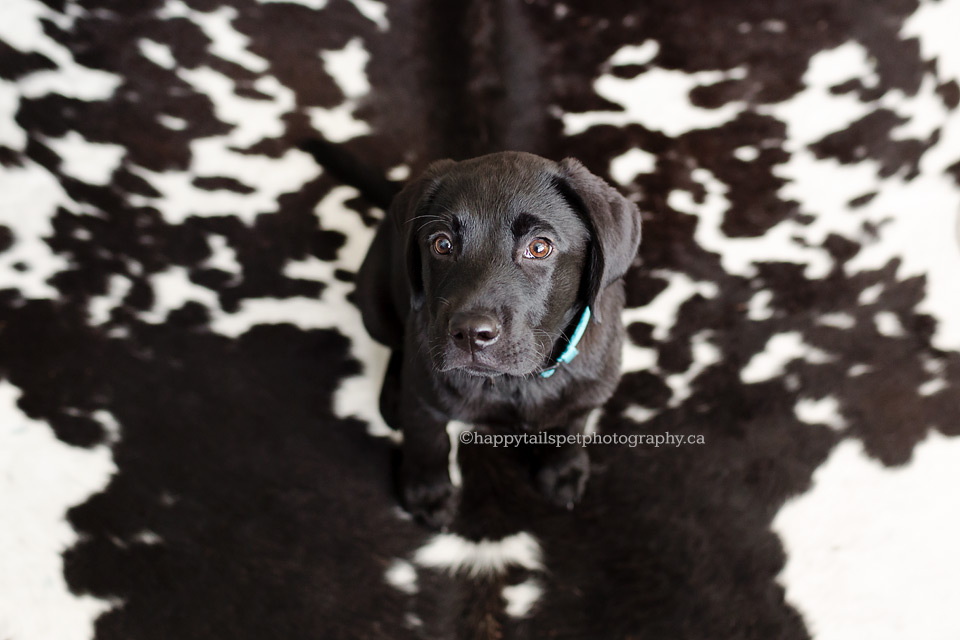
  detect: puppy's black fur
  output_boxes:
[355,151,641,528]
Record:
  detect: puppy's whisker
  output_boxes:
[532,328,556,353]
[416,221,445,233]
[416,223,447,234]
[426,342,446,366]
[417,337,436,360]
[405,213,445,226]
[404,214,447,234]
[428,346,446,373]
[433,204,461,218]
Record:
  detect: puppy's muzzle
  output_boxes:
[448,312,501,353]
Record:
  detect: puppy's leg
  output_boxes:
[535,414,592,509]
[399,392,459,529]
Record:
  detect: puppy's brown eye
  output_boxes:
[433,235,453,255]
[523,238,553,259]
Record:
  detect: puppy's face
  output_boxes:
[411,156,590,377]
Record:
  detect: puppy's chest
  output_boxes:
[442,376,572,432]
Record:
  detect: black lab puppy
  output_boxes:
[355,151,641,528]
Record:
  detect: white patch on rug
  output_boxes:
[502,578,543,618]
[874,311,906,338]
[0,0,122,107]
[794,395,846,431]
[91,409,122,444]
[563,41,745,137]
[734,145,759,162]
[256,0,328,9]
[622,269,718,345]
[129,68,317,224]
[0,1,134,302]
[205,234,242,282]
[858,284,884,306]
[126,531,162,546]
[88,274,132,326]
[346,0,388,30]
[0,380,117,640]
[619,338,657,376]
[762,42,875,146]
[675,35,960,348]
[917,355,949,399]
[308,102,371,143]
[664,330,721,406]
[774,434,960,640]
[817,313,856,330]
[624,404,657,425]
[190,5,270,73]
[157,1,270,74]
[322,37,371,99]
[0,161,71,300]
[686,166,836,280]
[756,37,960,352]
[903,0,960,88]
[384,558,418,594]
[310,38,372,142]
[157,113,188,131]
[413,532,543,577]
[0,78,25,150]
[387,164,410,181]
[138,38,176,70]
[205,187,396,440]
[608,41,659,67]
[141,266,221,323]
[747,289,774,321]
[619,269,718,401]
[45,131,126,185]
[609,147,656,186]
[741,331,834,384]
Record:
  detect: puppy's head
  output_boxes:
[389,151,641,377]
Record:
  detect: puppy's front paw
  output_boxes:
[402,472,460,530]
[537,447,590,509]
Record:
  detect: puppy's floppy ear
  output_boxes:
[555,158,642,323]
[388,159,457,310]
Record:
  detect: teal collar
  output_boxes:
[540,305,592,378]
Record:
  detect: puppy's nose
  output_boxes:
[448,312,501,352]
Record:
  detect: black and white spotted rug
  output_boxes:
[1,0,959,638]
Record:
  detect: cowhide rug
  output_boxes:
[1,0,959,638]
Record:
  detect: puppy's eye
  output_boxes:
[523,238,553,260]
[433,235,454,255]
